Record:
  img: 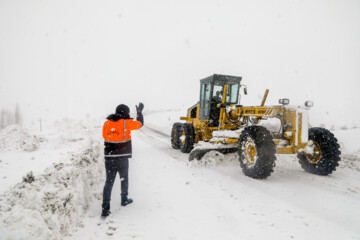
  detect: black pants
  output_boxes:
[102,157,129,204]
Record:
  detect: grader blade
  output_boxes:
[189,147,238,161]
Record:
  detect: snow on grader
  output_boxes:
[171,74,341,179]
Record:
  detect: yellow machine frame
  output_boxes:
[180,86,311,155]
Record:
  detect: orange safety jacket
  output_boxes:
[103,119,142,142]
[103,114,143,158]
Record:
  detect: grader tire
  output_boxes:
[180,124,195,153]
[297,127,341,176]
[238,126,276,179]
[171,123,183,149]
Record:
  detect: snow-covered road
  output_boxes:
[67,125,360,240]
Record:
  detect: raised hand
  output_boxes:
[136,102,144,113]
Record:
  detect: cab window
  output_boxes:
[225,83,239,104]
[212,84,223,103]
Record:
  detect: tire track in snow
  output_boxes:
[137,126,188,161]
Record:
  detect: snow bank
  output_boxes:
[0,137,103,240]
[0,125,40,152]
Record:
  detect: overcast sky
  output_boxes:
[0,0,359,128]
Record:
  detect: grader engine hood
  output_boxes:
[225,104,312,154]
[282,106,310,147]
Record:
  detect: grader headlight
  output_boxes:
[279,98,290,105]
[305,101,314,107]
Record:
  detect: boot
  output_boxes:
[121,196,133,206]
[101,202,111,217]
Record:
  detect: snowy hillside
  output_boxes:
[0,111,359,240]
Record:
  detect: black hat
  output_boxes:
[115,104,130,119]
[116,104,129,115]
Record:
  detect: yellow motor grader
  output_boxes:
[171,74,341,179]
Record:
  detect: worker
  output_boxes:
[212,91,222,103]
[209,91,222,126]
[101,103,144,217]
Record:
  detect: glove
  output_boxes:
[136,102,144,113]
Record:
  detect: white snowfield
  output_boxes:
[0,112,360,240]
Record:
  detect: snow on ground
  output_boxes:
[0,110,360,239]
[333,128,360,154]
[66,124,360,240]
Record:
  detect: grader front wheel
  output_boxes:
[304,141,322,164]
[238,126,276,179]
[297,127,341,175]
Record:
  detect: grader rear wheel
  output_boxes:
[179,124,195,153]
[243,139,257,167]
[171,123,182,149]
[238,126,276,179]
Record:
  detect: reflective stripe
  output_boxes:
[105,154,131,157]
[104,139,131,143]
[124,119,126,141]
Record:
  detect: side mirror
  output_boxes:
[241,84,248,95]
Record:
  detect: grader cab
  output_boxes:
[171,74,341,179]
